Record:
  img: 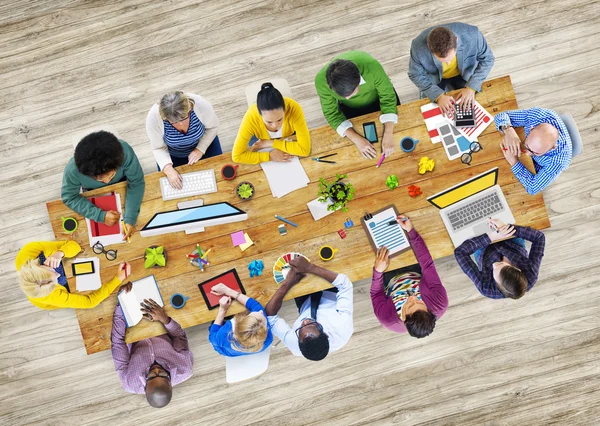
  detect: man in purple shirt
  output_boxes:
[111,285,194,408]
[454,219,546,299]
[370,215,448,337]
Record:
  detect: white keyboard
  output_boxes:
[160,169,217,201]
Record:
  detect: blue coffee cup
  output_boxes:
[170,293,189,309]
[400,136,420,153]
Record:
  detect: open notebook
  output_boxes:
[117,275,164,327]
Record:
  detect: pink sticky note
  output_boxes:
[231,231,246,246]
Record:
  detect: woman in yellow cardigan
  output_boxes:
[15,241,130,310]
[232,82,311,164]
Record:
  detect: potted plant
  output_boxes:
[317,173,355,212]
[145,245,167,268]
[236,181,255,200]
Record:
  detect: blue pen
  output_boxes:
[275,215,298,227]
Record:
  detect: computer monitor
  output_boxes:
[140,202,248,237]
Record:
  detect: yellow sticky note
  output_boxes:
[239,233,254,252]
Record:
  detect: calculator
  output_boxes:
[454,103,476,127]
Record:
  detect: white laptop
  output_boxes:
[427,167,515,247]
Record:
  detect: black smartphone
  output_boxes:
[362,121,378,143]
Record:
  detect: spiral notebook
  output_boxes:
[361,205,411,258]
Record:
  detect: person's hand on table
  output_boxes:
[500,143,519,167]
[218,296,232,310]
[436,94,455,118]
[117,262,131,282]
[396,214,414,232]
[43,251,64,268]
[269,149,293,162]
[282,267,306,287]
[488,218,506,232]
[141,299,170,324]
[488,223,516,242]
[353,136,378,160]
[250,139,274,151]
[210,283,233,297]
[374,247,390,273]
[163,164,183,189]
[117,281,133,294]
[501,127,522,157]
[381,128,395,157]
[188,148,204,165]
[456,87,476,109]
[289,256,313,274]
[104,210,120,226]
[122,223,135,240]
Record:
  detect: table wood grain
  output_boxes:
[45,76,549,354]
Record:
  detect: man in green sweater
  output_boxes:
[315,51,400,159]
[61,131,145,239]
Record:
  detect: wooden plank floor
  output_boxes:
[1,0,599,424]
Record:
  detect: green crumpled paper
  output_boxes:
[386,175,399,190]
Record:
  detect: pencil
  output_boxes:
[121,219,131,243]
[123,262,128,279]
[201,248,212,259]
[275,215,298,227]
[376,154,385,168]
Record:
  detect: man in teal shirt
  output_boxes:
[315,51,399,159]
[61,131,145,239]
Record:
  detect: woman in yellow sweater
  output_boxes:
[15,241,129,310]
[231,82,311,164]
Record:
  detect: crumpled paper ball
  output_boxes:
[386,175,399,190]
[418,156,435,175]
[248,260,264,278]
[408,184,422,198]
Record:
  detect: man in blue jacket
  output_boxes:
[408,22,494,116]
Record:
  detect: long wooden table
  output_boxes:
[46,76,550,354]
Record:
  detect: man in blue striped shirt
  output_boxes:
[495,107,572,195]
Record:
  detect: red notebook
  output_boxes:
[198,269,245,310]
[89,193,120,237]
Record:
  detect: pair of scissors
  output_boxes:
[311,153,337,164]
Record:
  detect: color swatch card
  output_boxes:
[85,193,124,247]
[361,206,410,258]
[273,252,309,284]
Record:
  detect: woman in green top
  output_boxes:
[61,131,145,239]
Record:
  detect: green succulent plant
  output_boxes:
[145,246,166,268]
[317,173,355,212]
[237,182,254,199]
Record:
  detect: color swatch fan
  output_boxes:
[273,252,309,284]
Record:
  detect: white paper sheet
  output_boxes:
[74,257,101,291]
[260,157,309,198]
[85,193,125,247]
[307,197,341,221]
[117,275,164,327]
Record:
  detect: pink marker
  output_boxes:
[376,154,385,168]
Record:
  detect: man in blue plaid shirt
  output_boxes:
[495,107,572,195]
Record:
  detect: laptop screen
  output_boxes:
[427,168,498,209]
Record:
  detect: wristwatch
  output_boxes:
[500,124,512,134]
[234,292,240,301]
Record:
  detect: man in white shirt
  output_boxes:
[265,257,354,361]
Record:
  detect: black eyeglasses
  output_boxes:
[295,319,323,338]
[92,241,117,261]
[461,142,483,165]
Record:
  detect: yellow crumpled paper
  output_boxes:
[418,156,435,175]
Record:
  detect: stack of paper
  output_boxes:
[307,197,341,221]
[74,257,101,291]
[260,157,309,198]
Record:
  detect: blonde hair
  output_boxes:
[159,91,194,122]
[231,311,268,353]
[18,259,57,299]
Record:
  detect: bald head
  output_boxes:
[145,377,172,408]
[526,123,559,156]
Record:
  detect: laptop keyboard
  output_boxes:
[447,192,504,231]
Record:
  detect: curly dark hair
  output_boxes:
[299,332,330,361]
[427,27,457,57]
[74,131,124,178]
[404,310,437,338]
[326,59,361,97]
